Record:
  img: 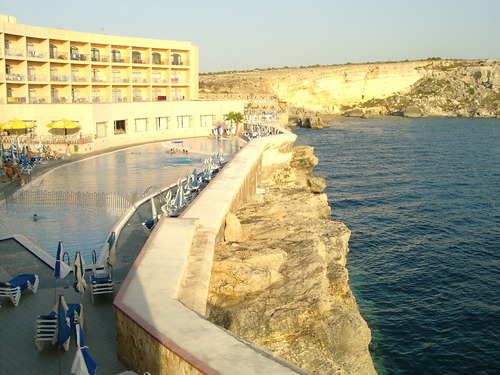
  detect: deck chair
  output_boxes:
[35,302,83,351]
[89,264,114,304]
[0,274,39,307]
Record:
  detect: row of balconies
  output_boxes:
[5,95,185,104]
[3,48,187,66]
[3,74,187,84]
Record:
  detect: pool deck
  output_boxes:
[0,147,160,375]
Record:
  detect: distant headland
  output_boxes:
[200,59,500,128]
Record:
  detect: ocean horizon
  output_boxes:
[293,117,499,375]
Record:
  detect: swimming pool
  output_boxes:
[0,137,242,263]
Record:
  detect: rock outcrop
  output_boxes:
[207,146,376,375]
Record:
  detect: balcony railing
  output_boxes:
[112,78,130,83]
[91,55,109,63]
[132,58,150,64]
[72,76,88,82]
[29,97,49,104]
[28,74,49,82]
[153,96,168,101]
[91,76,108,82]
[7,96,27,103]
[50,52,68,60]
[51,75,70,82]
[111,57,130,64]
[6,73,25,81]
[71,53,88,61]
[5,48,24,57]
[27,50,46,59]
[132,78,148,83]
[152,78,167,84]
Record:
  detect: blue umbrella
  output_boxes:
[71,323,98,375]
[53,294,71,348]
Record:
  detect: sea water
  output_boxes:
[292,117,499,375]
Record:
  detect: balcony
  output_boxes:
[29,97,49,104]
[111,57,130,64]
[72,97,91,103]
[6,73,25,81]
[132,58,149,64]
[91,77,108,83]
[152,78,167,84]
[132,78,148,83]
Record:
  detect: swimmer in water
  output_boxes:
[33,214,38,221]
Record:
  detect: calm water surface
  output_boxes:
[293,117,500,375]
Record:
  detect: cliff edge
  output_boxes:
[207,146,376,375]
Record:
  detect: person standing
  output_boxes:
[65,143,72,159]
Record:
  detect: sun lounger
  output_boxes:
[34,302,83,351]
[0,274,39,306]
[89,266,114,303]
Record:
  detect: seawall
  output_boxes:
[113,128,375,374]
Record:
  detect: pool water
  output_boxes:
[0,138,242,263]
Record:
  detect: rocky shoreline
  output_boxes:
[207,146,376,374]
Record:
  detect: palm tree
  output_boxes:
[226,111,244,135]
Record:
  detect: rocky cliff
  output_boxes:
[207,146,376,375]
[200,59,500,124]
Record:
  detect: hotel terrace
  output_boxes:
[0,14,243,153]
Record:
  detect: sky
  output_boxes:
[2,0,499,73]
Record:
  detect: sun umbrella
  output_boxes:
[53,294,71,348]
[173,179,186,208]
[72,252,87,295]
[107,232,116,267]
[0,118,33,130]
[71,323,98,375]
[46,118,81,135]
[54,241,71,302]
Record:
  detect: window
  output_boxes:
[92,88,100,103]
[152,88,161,99]
[114,120,127,134]
[172,53,182,65]
[171,71,181,83]
[135,118,148,132]
[156,117,169,130]
[172,88,184,101]
[112,69,121,82]
[152,52,161,64]
[49,44,57,58]
[177,116,191,129]
[152,71,161,83]
[72,68,80,81]
[133,88,142,101]
[5,64,12,75]
[27,42,35,56]
[91,48,100,62]
[71,88,80,102]
[28,66,35,81]
[96,121,107,138]
[200,115,215,128]
[112,88,122,102]
[132,51,142,63]
[132,70,142,83]
[51,88,59,102]
[70,46,79,60]
[29,88,37,103]
[111,49,121,62]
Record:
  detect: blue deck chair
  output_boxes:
[89,250,114,304]
[0,274,39,306]
[34,302,83,351]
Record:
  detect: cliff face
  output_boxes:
[207,146,377,375]
[200,59,500,120]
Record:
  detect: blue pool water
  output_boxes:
[0,138,241,262]
[292,117,500,375]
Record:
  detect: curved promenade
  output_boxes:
[113,128,307,374]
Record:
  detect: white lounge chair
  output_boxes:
[0,274,39,307]
[89,265,114,304]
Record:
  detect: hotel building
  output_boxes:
[0,14,243,153]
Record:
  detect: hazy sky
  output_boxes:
[2,0,499,72]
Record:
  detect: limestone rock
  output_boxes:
[224,211,246,242]
[308,175,327,193]
[403,105,423,117]
[208,146,376,375]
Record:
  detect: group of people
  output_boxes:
[168,148,189,153]
[1,159,24,186]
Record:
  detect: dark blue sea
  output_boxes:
[292,117,500,375]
